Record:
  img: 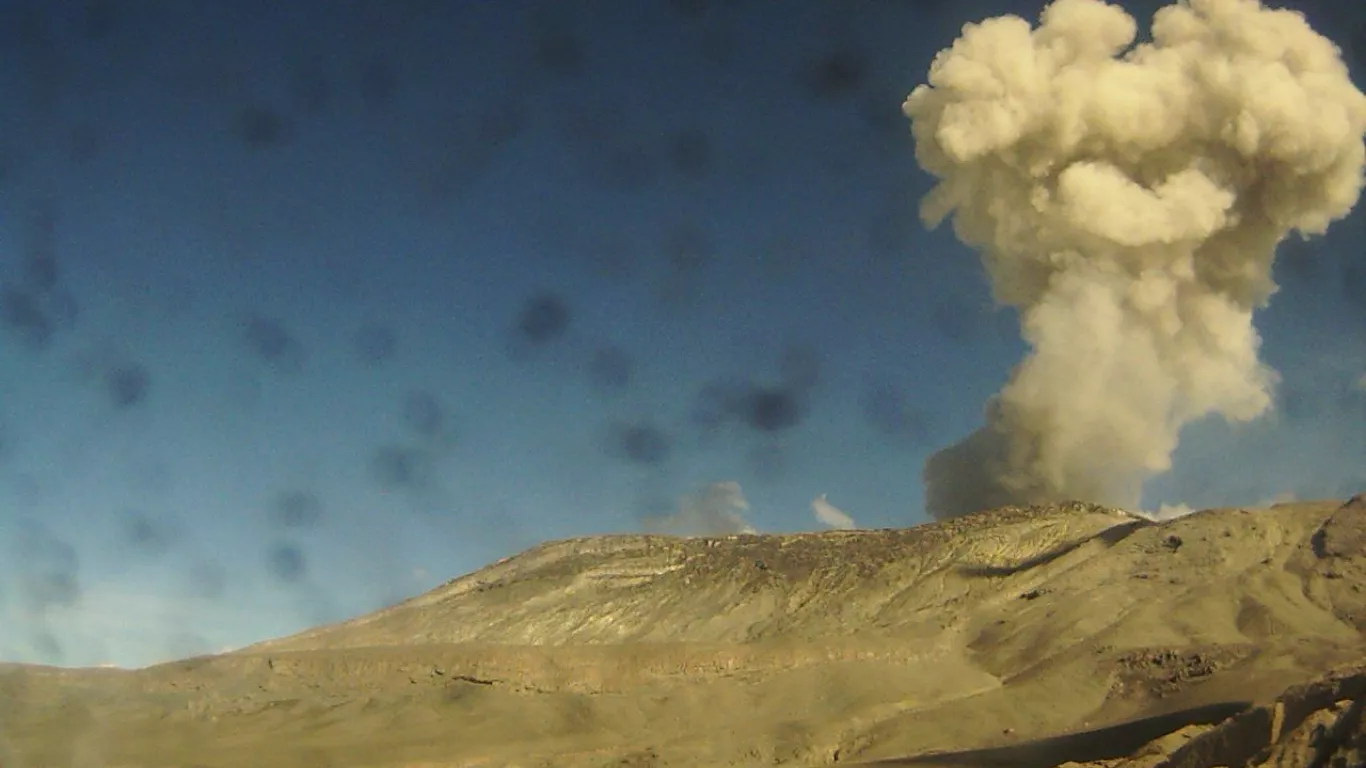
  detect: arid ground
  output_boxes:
[4,497,1366,767]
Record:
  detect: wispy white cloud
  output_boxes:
[644,481,757,536]
[812,494,857,530]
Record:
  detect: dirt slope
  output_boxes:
[2,497,1363,767]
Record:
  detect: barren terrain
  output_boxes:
[4,497,1366,767]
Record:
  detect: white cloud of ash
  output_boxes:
[812,493,858,530]
[904,0,1366,520]
[643,480,758,536]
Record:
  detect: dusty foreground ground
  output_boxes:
[4,497,1366,767]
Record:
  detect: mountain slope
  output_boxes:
[2,497,1363,767]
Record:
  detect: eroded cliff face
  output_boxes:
[985,660,1366,768]
[2,497,1364,767]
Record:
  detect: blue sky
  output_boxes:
[0,0,1363,668]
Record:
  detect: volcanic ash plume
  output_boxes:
[905,0,1366,520]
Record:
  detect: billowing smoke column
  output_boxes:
[906,0,1366,520]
